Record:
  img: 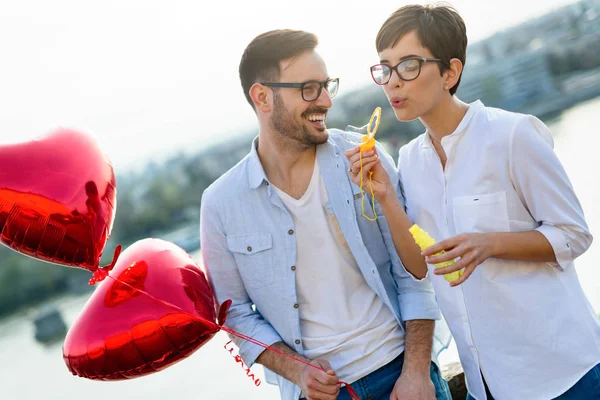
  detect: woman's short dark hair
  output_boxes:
[239,29,318,109]
[376,4,467,95]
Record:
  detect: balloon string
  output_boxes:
[359,151,377,222]
[89,244,123,285]
[102,273,360,400]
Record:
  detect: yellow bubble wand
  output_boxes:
[359,107,381,221]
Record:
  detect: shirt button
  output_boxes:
[295,339,301,345]
[294,303,299,309]
[247,246,252,252]
[291,266,296,271]
[288,229,294,235]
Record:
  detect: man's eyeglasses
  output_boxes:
[370,58,442,85]
[260,78,339,102]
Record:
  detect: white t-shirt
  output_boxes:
[273,160,403,384]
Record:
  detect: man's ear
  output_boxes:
[249,83,271,112]
[444,58,463,91]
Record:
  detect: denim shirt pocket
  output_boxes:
[227,233,274,289]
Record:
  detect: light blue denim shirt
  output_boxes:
[200,129,449,400]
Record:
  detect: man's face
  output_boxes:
[378,30,446,122]
[269,50,333,146]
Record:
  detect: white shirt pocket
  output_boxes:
[453,191,510,234]
[226,233,274,289]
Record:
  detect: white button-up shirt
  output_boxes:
[397,100,600,400]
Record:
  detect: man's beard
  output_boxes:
[270,91,328,147]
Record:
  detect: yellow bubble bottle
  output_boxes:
[408,224,463,282]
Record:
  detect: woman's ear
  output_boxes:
[444,58,464,91]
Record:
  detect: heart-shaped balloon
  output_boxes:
[63,238,229,380]
[0,129,116,271]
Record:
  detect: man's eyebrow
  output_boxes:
[379,54,422,64]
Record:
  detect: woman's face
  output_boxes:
[377,30,448,122]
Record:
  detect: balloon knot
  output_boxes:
[88,244,122,285]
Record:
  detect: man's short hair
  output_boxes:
[239,29,319,109]
[376,4,467,95]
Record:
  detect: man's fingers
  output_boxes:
[305,379,339,397]
[302,362,339,400]
[314,360,339,384]
[315,359,333,372]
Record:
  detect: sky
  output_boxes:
[0,0,579,172]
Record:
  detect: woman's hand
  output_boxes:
[345,146,394,200]
[424,233,494,286]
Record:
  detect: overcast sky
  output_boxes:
[0,0,578,171]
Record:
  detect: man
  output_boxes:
[200,29,451,400]
[345,4,600,399]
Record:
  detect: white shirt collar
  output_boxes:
[422,100,485,149]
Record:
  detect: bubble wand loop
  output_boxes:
[359,107,381,221]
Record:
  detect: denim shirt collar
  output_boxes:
[247,136,268,189]
[247,134,342,189]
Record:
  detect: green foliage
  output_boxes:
[0,246,89,317]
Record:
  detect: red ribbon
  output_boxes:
[102,273,360,399]
[88,244,123,285]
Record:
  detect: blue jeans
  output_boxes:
[334,352,452,400]
[466,363,600,400]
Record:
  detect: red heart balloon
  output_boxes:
[0,128,116,271]
[63,239,228,380]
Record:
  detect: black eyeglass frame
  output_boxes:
[260,78,340,101]
[370,57,443,85]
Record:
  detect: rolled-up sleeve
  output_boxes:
[509,116,593,271]
[375,141,441,321]
[200,188,282,366]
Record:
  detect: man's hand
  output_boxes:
[424,232,494,286]
[390,370,436,400]
[345,147,394,200]
[299,359,340,400]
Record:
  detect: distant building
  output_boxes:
[459,48,557,110]
[457,0,600,110]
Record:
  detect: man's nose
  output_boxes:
[315,87,333,108]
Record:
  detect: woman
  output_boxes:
[346,4,600,400]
